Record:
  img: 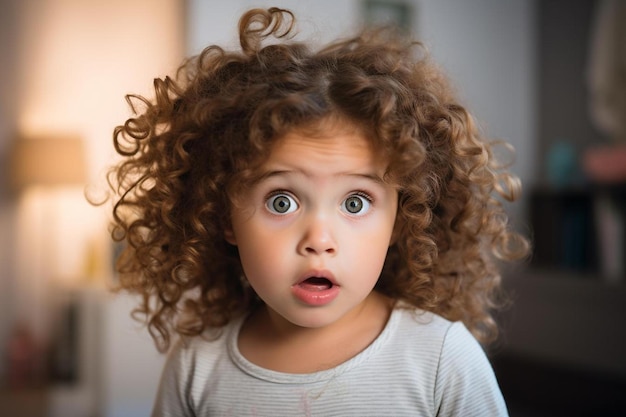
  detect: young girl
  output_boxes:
[108,7,528,416]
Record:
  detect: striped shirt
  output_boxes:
[152,307,508,416]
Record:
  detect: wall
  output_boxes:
[0,0,185,397]
[0,0,20,385]
[188,0,361,52]
[417,0,537,187]
[538,0,605,179]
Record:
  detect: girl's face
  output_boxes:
[225,122,398,331]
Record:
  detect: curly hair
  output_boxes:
[108,7,529,352]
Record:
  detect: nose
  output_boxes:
[297,213,338,256]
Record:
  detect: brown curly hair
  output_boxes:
[108,7,529,352]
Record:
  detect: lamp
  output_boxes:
[9,135,87,190]
[7,134,89,289]
[7,135,89,389]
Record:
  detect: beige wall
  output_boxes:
[0,0,185,384]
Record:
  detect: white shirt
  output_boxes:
[152,307,508,416]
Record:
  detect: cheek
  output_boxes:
[235,225,290,280]
[341,222,393,269]
[359,238,391,272]
[352,217,396,273]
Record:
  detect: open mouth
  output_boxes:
[291,273,340,306]
[297,277,334,291]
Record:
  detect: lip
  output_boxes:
[291,270,340,306]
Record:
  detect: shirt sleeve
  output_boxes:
[151,338,195,417]
[433,322,509,417]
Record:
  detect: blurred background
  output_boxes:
[0,0,624,416]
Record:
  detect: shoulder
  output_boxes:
[391,306,482,352]
[390,306,493,377]
[164,318,241,386]
[389,307,508,416]
[152,320,239,417]
[390,306,459,348]
[169,328,228,371]
[375,308,465,388]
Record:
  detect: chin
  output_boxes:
[277,306,352,330]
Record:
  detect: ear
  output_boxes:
[224,227,237,245]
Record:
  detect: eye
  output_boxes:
[342,193,372,215]
[266,193,298,214]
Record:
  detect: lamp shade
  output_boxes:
[9,136,87,190]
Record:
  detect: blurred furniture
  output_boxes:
[530,184,626,282]
[495,270,626,416]
[47,287,165,417]
[493,183,626,415]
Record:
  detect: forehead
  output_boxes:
[229,117,392,204]
[266,119,386,172]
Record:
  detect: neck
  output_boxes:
[238,292,393,373]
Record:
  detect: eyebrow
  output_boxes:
[257,169,386,184]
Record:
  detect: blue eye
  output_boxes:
[342,193,371,215]
[266,193,298,214]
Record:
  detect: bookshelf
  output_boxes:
[491,184,626,413]
[529,184,626,283]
